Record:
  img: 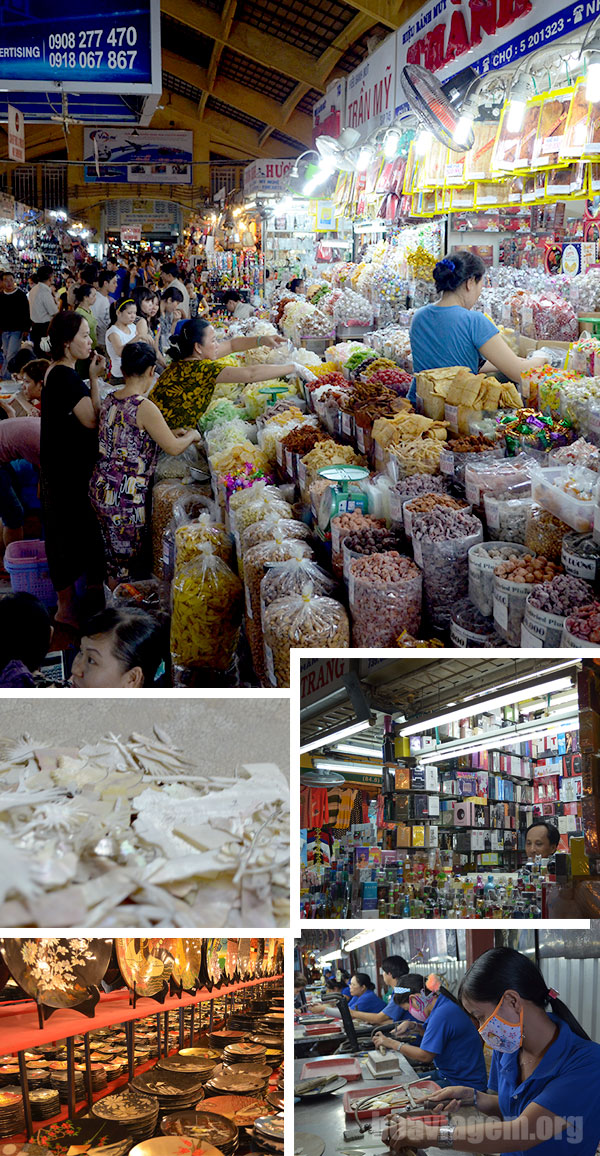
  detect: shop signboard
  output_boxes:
[394,0,600,115]
[104,198,182,236]
[7,105,25,163]
[313,79,346,143]
[243,159,294,197]
[0,0,160,92]
[300,658,351,708]
[120,226,142,242]
[346,35,396,145]
[83,128,192,184]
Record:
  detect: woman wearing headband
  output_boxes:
[105,298,139,384]
[383,947,600,1155]
[408,250,543,403]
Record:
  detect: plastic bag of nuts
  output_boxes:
[244,533,314,681]
[349,551,422,644]
[404,493,470,538]
[152,481,204,580]
[170,544,244,671]
[525,503,571,562]
[263,585,350,687]
[468,542,530,618]
[239,516,312,578]
[492,554,561,645]
[522,573,594,647]
[342,527,401,581]
[413,509,484,629]
[260,551,337,627]
[330,512,385,577]
[389,474,446,528]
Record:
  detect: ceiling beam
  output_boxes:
[161,0,327,91]
[162,49,313,145]
[272,12,376,137]
[336,0,407,29]
[157,90,301,160]
[201,0,238,120]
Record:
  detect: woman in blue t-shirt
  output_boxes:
[408,250,543,402]
[347,972,386,1017]
[352,971,423,1028]
[383,947,600,1156]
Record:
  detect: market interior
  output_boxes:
[4,2,600,684]
[293,925,600,1156]
[300,655,600,920]
[0,937,284,1156]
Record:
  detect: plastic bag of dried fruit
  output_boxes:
[244,533,314,681]
[263,584,350,688]
[260,547,338,628]
[171,543,244,672]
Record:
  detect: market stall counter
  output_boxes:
[294,1051,482,1156]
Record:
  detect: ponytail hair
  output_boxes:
[168,317,211,362]
[353,971,375,991]
[392,972,425,1005]
[459,947,590,1040]
[432,250,486,294]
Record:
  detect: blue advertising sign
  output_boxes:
[0,0,160,93]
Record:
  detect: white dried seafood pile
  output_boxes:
[0,728,289,928]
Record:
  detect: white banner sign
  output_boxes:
[84,128,193,184]
[313,78,346,138]
[345,35,396,145]
[7,105,25,163]
[243,158,294,197]
[394,0,600,111]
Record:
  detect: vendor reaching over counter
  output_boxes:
[373,975,487,1092]
[409,251,543,401]
[383,947,600,1155]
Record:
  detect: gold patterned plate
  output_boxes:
[199,1096,270,1127]
[115,939,174,998]
[160,939,203,992]
[0,940,112,1009]
[160,1109,238,1149]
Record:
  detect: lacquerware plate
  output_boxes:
[0,940,112,1009]
[199,1096,270,1127]
[115,939,175,998]
[160,939,203,992]
[130,1141,224,1156]
[36,1117,132,1156]
[160,1109,238,1148]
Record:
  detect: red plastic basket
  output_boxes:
[4,540,56,608]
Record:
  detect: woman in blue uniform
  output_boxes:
[347,972,386,1017]
[383,947,600,1155]
[352,972,423,1028]
[372,977,487,1091]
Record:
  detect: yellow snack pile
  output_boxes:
[171,546,244,671]
[372,412,449,449]
[174,519,232,576]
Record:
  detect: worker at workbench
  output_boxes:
[352,971,422,1028]
[383,947,600,1155]
[309,971,385,1019]
[372,975,487,1091]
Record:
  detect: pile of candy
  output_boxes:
[500,410,575,454]
[564,602,600,643]
[527,573,593,616]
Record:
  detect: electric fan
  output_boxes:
[400,63,477,152]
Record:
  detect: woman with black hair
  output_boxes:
[70,606,166,687]
[347,973,386,1016]
[41,311,106,626]
[158,286,186,359]
[525,821,560,858]
[384,947,600,1154]
[287,277,305,295]
[357,972,424,1029]
[105,298,139,383]
[150,317,313,429]
[89,340,201,584]
[409,250,543,402]
[374,975,487,1092]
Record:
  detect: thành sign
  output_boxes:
[0,0,159,93]
[7,106,25,164]
[120,226,142,242]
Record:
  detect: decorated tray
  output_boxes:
[160,939,203,992]
[115,940,174,998]
[160,1108,238,1148]
[0,940,112,1009]
[36,1118,133,1156]
[199,1096,270,1127]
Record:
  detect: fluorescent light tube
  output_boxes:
[343,929,390,951]
[587,59,600,103]
[334,743,382,757]
[399,676,573,736]
[419,717,579,764]
[312,759,382,775]
[300,718,371,754]
[319,950,342,964]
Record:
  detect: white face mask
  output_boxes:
[478,995,523,1054]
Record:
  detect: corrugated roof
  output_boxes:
[237,0,359,59]
[218,48,298,103]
